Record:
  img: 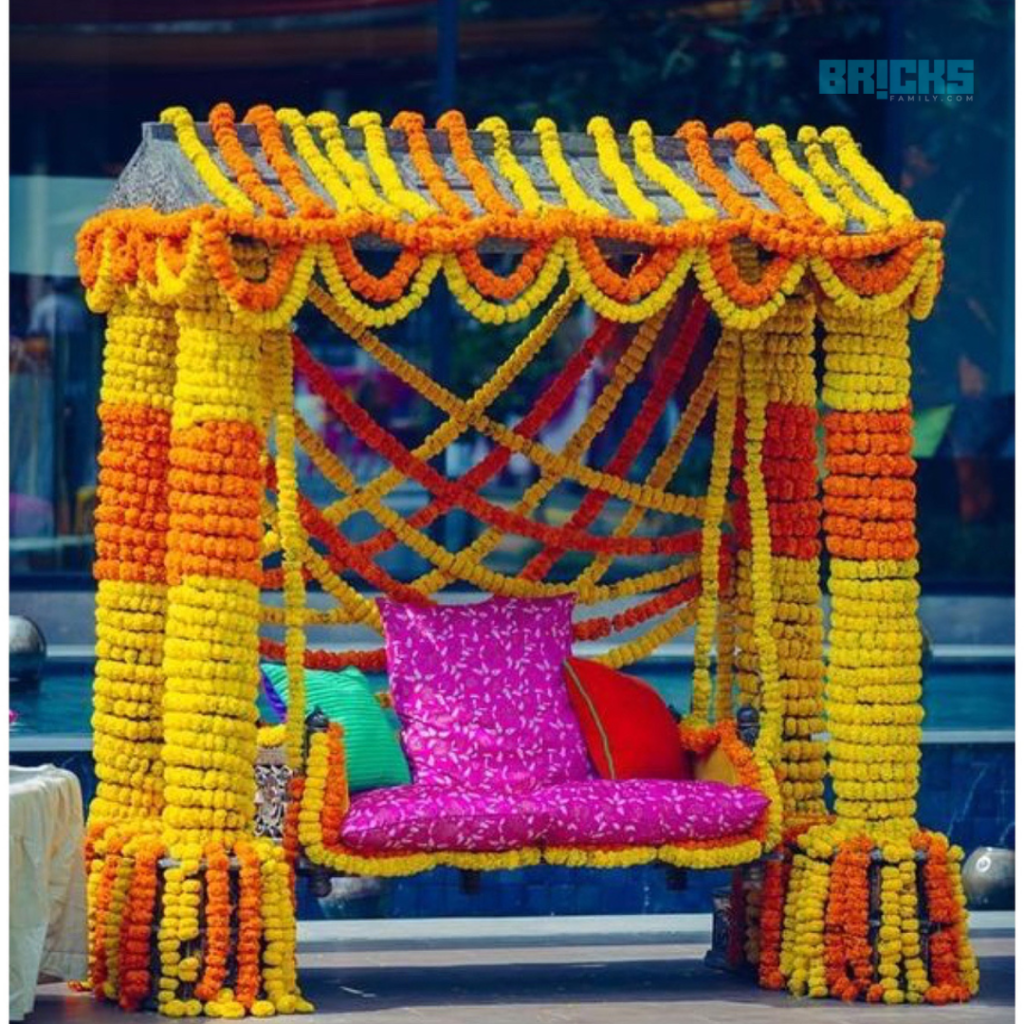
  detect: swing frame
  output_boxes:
[77,104,976,1013]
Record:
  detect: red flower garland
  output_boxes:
[523,291,709,581]
[293,338,702,559]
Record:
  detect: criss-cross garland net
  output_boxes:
[261,287,716,663]
[75,102,978,1017]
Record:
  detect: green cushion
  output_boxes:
[260,664,411,792]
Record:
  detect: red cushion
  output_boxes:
[562,657,689,781]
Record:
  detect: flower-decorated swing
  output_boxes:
[77,102,977,1016]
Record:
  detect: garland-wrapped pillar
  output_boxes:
[90,296,176,825]
[153,272,307,1016]
[84,269,309,1017]
[770,304,979,1004]
[732,288,826,823]
[161,277,266,846]
[729,285,828,976]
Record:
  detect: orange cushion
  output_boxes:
[562,657,689,781]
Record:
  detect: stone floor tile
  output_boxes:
[29,940,1013,1024]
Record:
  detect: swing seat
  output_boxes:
[340,776,769,854]
[273,596,781,876]
[277,704,777,878]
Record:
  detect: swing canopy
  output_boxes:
[78,104,973,1016]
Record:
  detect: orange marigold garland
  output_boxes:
[117,836,163,1011]
[194,842,232,1002]
[756,856,789,989]
[823,837,873,1000]
[233,840,267,1012]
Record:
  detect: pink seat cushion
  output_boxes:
[536,778,769,846]
[378,596,592,792]
[340,778,768,853]
[341,784,548,852]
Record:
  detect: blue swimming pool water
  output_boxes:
[10,657,1014,736]
[10,657,1013,922]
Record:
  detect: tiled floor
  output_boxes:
[30,936,1013,1024]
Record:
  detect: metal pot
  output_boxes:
[962,846,1014,910]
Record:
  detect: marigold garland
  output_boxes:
[209,104,287,218]
[689,328,739,725]
[78,105,945,330]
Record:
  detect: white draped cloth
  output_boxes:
[9,766,88,1021]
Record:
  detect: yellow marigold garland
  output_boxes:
[306,111,395,216]
[688,329,739,724]
[737,333,783,764]
[477,115,548,213]
[821,126,915,226]
[587,116,660,224]
[797,126,889,232]
[350,111,436,220]
[276,108,356,211]
[534,116,608,217]
[266,331,306,768]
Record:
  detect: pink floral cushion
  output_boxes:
[341,784,548,852]
[535,778,768,846]
[339,779,768,853]
[378,596,592,791]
